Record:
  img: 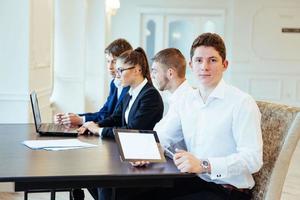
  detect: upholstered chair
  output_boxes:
[252,101,300,200]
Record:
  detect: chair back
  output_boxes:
[252,101,300,200]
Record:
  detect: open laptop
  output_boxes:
[30,91,78,137]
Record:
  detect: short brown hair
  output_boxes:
[105,38,133,57]
[152,48,186,78]
[190,33,226,62]
[118,47,152,85]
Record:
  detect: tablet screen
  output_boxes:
[114,129,166,162]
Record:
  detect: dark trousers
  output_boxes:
[72,188,98,200]
[99,177,252,200]
[88,188,99,200]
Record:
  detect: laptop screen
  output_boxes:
[30,91,42,131]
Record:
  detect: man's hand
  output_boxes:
[54,113,83,125]
[174,149,203,173]
[78,121,100,135]
[77,126,89,135]
[54,113,64,124]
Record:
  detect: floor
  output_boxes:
[0,189,94,200]
[1,140,300,200]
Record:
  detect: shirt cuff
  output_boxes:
[97,127,103,136]
[208,157,228,180]
[81,116,86,123]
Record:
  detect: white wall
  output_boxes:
[0,0,54,123]
[230,0,300,106]
[0,0,107,123]
[111,0,300,106]
[0,0,30,123]
[111,0,231,48]
[29,0,54,123]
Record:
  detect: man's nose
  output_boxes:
[107,62,113,69]
[151,72,156,78]
[200,61,209,71]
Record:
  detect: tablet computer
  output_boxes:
[113,129,166,163]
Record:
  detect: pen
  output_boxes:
[164,147,175,157]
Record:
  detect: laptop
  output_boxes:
[30,91,78,137]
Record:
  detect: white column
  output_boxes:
[51,0,86,113]
[84,0,107,112]
[52,0,108,114]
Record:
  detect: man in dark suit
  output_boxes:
[54,38,132,126]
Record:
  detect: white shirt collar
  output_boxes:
[113,78,120,87]
[128,78,148,98]
[114,78,124,98]
[208,79,226,99]
[194,79,226,101]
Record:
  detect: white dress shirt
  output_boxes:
[114,78,123,98]
[154,80,193,147]
[164,79,263,189]
[124,78,148,124]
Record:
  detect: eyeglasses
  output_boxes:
[116,66,135,74]
[151,67,157,75]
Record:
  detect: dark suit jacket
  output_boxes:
[99,82,164,138]
[79,80,129,122]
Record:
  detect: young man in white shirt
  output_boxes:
[129,33,263,200]
[152,48,193,148]
[132,48,193,167]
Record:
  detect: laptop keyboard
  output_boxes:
[43,124,72,132]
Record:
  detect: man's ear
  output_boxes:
[223,60,228,71]
[135,65,142,73]
[167,68,173,79]
[189,61,193,70]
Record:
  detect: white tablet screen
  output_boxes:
[118,132,161,160]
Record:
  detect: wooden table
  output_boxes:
[0,124,194,195]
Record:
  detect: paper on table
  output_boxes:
[43,146,88,151]
[22,139,97,150]
[118,132,161,160]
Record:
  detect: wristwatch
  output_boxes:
[201,159,210,174]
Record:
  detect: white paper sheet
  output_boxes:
[22,139,97,150]
[43,147,88,151]
[118,132,161,159]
